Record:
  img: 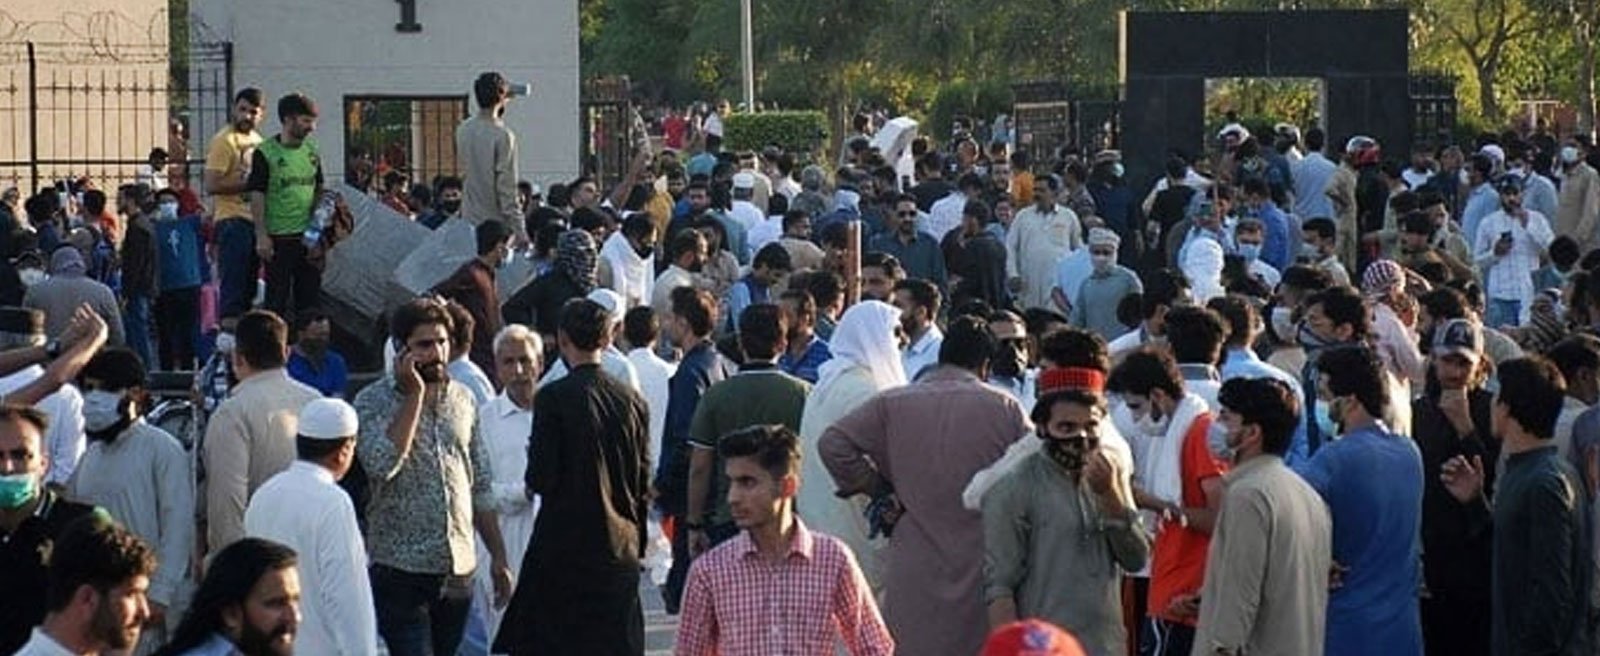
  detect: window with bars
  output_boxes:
[343,96,466,194]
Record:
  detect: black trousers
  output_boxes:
[155,287,200,371]
[264,236,321,326]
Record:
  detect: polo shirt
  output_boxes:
[689,362,811,527]
[0,492,98,654]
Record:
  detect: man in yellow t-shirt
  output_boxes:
[204,88,265,320]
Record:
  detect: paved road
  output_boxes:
[643,579,680,654]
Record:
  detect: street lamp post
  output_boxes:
[740,0,755,111]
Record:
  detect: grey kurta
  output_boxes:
[820,366,1028,656]
[1193,454,1332,656]
[982,452,1149,656]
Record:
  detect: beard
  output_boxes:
[235,619,295,656]
[416,361,448,383]
[90,596,140,651]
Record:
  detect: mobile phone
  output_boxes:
[1500,231,1512,242]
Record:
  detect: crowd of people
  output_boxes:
[3,65,1600,656]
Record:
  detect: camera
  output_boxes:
[508,82,533,97]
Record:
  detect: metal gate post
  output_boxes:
[26,41,38,191]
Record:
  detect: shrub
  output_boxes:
[723,111,828,154]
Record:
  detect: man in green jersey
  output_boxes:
[247,93,324,326]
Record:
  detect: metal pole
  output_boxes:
[739,0,754,111]
[26,42,38,191]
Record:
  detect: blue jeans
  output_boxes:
[1486,298,1522,330]
[215,218,258,320]
[371,565,473,656]
[122,293,154,368]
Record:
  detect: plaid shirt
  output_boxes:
[676,520,894,656]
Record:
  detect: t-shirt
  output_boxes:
[204,126,263,220]
[154,215,205,291]
[1147,414,1228,625]
[688,364,810,525]
[246,136,324,236]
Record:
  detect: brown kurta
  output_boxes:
[819,366,1029,656]
[1556,162,1600,253]
[1325,164,1360,273]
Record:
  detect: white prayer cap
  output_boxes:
[732,172,756,189]
[1087,227,1121,249]
[587,288,624,325]
[298,398,358,440]
[1478,144,1505,165]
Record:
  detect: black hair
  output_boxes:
[1303,217,1337,241]
[670,286,717,338]
[1107,347,1185,399]
[894,278,941,319]
[1496,356,1568,439]
[45,516,156,613]
[276,92,317,121]
[1218,377,1300,456]
[236,310,289,370]
[558,298,611,351]
[1030,388,1108,427]
[624,305,659,348]
[957,172,985,194]
[1116,292,1144,328]
[234,87,264,107]
[963,199,991,225]
[805,270,845,310]
[669,227,706,262]
[1388,190,1420,215]
[1165,305,1230,366]
[621,213,656,241]
[781,209,811,234]
[1141,268,1190,320]
[767,193,789,217]
[1316,345,1390,419]
[1206,295,1257,348]
[79,347,146,392]
[476,220,512,256]
[778,289,816,324]
[570,206,607,234]
[1305,127,1326,152]
[862,251,903,280]
[473,72,509,109]
[939,314,997,371]
[1037,326,1110,372]
[1307,286,1370,339]
[1551,235,1581,270]
[444,301,476,352]
[1165,156,1189,179]
[159,538,298,656]
[0,403,49,437]
[1281,264,1333,294]
[436,175,464,193]
[1402,211,1434,235]
[718,424,802,481]
[1240,177,1270,198]
[1545,336,1600,389]
[1022,308,1070,338]
[389,298,454,347]
[81,189,107,215]
[753,242,792,272]
[738,303,786,360]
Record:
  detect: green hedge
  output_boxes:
[723,111,829,154]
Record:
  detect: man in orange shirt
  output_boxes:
[1107,348,1227,656]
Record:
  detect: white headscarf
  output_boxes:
[815,300,906,392]
[1181,237,1226,304]
[599,230,654,310]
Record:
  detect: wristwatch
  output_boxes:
[44,339,62,360]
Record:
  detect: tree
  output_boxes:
[1413,0,1552,123]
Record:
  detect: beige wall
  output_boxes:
[0,0,170,190]
[190,0,580,188]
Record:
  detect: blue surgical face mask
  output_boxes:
[1206,420,1235,461]
[158,201,179,221]
[1237,243,1262,262]
[1314,399,1340,437]
[0,472,39,509]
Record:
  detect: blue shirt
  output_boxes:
[1251,203,1292,271]
[1461,182,1499,248]
[869,231,948,288]
[656,340,733,513]
[286,349,349,398]
[723,275,770,334]
[154,214,205,291]
[1219,347,1309,467]
[778,336,832,384]
[1297,422,1424,656]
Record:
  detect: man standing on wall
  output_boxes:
[247,93,325,327]
[457,72,528,245]
[204,88,265,321]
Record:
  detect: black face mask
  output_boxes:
[440,200,462,215]
[992,340,1026,379]
[1041,432,1091,472]
[634,242,655,259]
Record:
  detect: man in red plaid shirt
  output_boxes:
[675,425,893,655]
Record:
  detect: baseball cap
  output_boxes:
[1431,318,1484,362]
[1494,175,1524,193]
[981,620,1086,656]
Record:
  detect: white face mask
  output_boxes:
[1091,253,1115,273]
[1270,307,1296,342]
[1458,169,1472,186]
[215,332,236,354]
[18,268,45,287]
[1132,405,1170,437]
[81,390,125,432]
[1561,146,1581,165]
[158,201,179,221]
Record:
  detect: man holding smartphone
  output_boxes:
[1473,175,1554,329]
[353,298,512,656]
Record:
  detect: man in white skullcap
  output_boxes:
[244,398,377,656]
[539,288,642,389]
[1068,227,1143,342]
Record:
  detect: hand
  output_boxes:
[60,305,107,350]
[1166,593,1200,621]
[1007,276,1024,293]
[1329,560,1350,590]
[1493,239,1512,256]
[1439,454,1485,504]
[687,528,710,558]
[146,602,167,628]
[512,232,531,250]
[490,559,514,609]
[395,348,424,396]
[256,237,274,262]
[1083,449,1117,497]
[1437,389,1474,436]
[1586,446,1599,497]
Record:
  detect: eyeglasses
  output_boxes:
[896,211,917,218]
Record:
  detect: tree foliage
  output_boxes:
[581,0,1598,134]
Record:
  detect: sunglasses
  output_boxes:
[897,211,917,218]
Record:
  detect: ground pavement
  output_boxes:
[643,579,679,654]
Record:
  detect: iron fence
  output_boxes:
[1410,71,1458,151]
[343,95,467,193]
[0,40,233,194]
[582,76,635,191]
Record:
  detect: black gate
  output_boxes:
[581,76,636,191]
[0,40,233,193]
[1410,71,1458,152]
